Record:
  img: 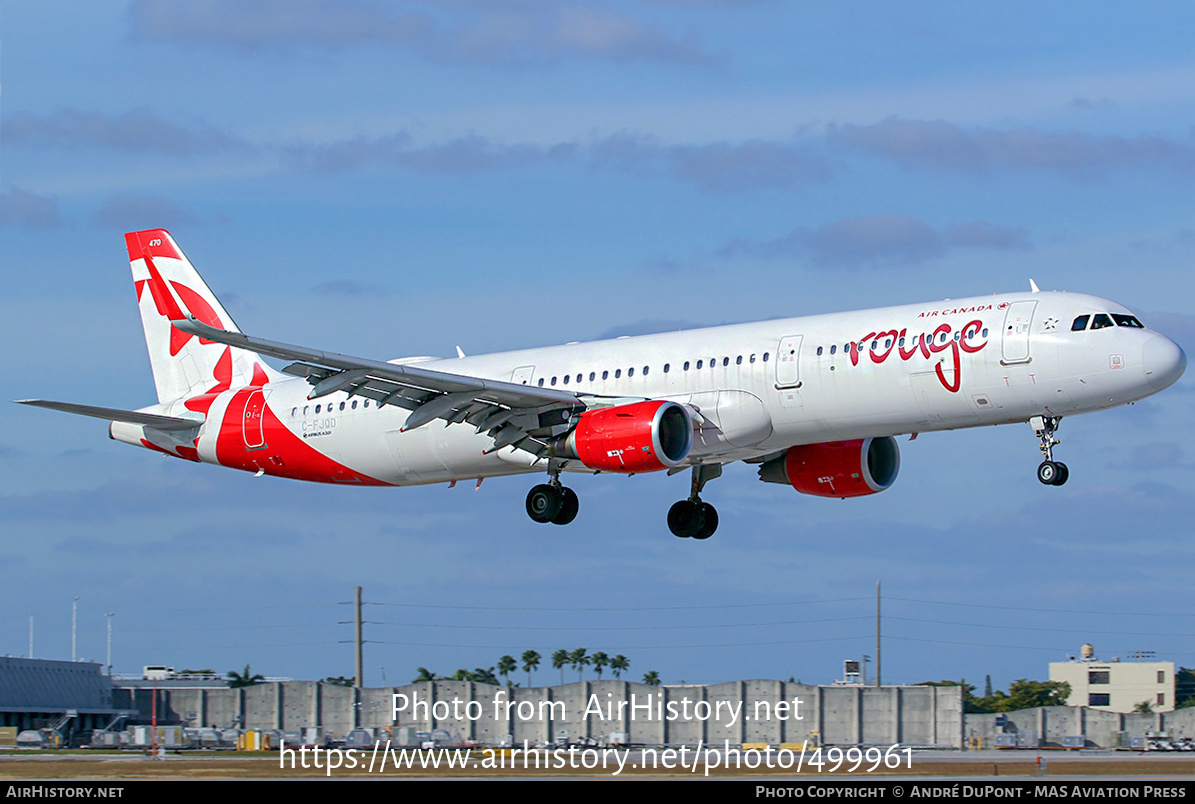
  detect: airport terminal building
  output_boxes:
[0,657,128,736]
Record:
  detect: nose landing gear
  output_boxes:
[668,464,721,539]
[1032,415,1068,486]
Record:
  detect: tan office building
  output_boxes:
[1050,646,1175,713]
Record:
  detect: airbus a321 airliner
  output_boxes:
[18,230,1187,539]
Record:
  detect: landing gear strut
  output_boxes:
[526,465,579,525]
[668,464,721,540]
[1031,415,1068,486]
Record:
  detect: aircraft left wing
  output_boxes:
[172,316,585,456]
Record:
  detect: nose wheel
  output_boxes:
[668,464,721,539]
[1031,415,1068,486]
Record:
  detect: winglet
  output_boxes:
[1029,279,1040,293]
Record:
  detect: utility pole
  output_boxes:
[28,615,33,659]
[875,581,881,687]
[72,597,79,662]
[355,586,364,688]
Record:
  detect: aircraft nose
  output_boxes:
[1141,334,1186,392]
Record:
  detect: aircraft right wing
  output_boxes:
[172,316,586,456]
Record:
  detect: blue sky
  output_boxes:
[2,1,1193,691]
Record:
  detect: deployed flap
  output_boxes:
[15,400,204,431]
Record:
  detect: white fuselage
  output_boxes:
[131,290,1185,486]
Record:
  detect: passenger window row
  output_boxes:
[288,349,780,416]
[813,328,991,357]
[535,353,771,388]
[287,319,1023,418]
[292,399,372,417]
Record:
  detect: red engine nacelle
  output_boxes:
[758,437,900,498]
[554,400,693,473]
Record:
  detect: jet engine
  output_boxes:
[552,400,693,473]
[758,437,900,498]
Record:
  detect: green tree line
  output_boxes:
[1177,667,1194,708]
[924,667,1195,712]
[918,678,1071,712]
[409,649,660,686]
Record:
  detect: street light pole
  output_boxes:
[106,613,115,675]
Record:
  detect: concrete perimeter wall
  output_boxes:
[966,705,1195,747]
[116,680,963,747]
[116,681,1193,749]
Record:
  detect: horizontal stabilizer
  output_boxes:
[15,400,204,431]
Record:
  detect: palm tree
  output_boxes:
[473,667,499,685]
[497,655,517,686]
[591,651,610,680]
[610,655,629,679]
[413,667,437,682]
[552,649,569,685]
[227,664,264,688]
[569,648,589,682]
[450,667,499,684]
[642,670,661,686]
[522,650,541,687]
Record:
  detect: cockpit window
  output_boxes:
[1090,313,1114,330]
[1071,315,1090,331]
[1112,313,1145,329]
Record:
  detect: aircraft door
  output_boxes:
[775,335,804,409]
[510,365,535,385]
[1001,301,1037,364]
[775,335,803,387]
[242,390,268,450]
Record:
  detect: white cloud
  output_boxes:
[0,188,60,229]
[721,214,1032,269]
[92,195,201,229]
[829,118,1195,177]
[2,110,237,154]
[128,0,721,66]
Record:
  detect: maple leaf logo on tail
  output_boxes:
[125,229,278,404]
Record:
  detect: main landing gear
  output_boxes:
[1031,415,1069,486]
[668,464,721,540]
[524,463,723,538]
[525,466,579,526]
